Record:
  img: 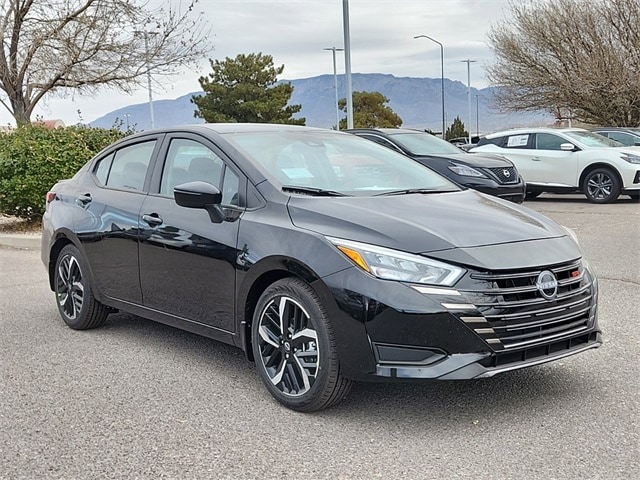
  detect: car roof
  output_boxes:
[591,127,640,133]
[484,127,589,139]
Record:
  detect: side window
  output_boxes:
[506,134,530,149]
[535,133,565,151]
[161,138,239,206]
[94,153,115,185]
[93,141,155,191]
[607,132,633,145]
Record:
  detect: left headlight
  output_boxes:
[621,152,640,164]
[447,163,486,177]
[327,237,465,286]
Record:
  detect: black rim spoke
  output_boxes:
[56,254,84,320]
[257,295,320,397]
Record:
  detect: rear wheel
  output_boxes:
[54,245,109,330]
[252,278,352,412]
[582,168,621,203]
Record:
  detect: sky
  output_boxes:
[2,0,514,126]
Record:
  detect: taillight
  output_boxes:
[45,192,57,207]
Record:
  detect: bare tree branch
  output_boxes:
[487,0,640,126]
[0,0,212,124]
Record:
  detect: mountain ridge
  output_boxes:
[90,73,551,134]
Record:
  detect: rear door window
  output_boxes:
[93,141,156,191]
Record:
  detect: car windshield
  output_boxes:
[222,130,460,196]
[387,132,464,155]
[564,130,623,148]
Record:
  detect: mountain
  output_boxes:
[90,73,551,134]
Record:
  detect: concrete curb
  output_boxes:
[0,234,42,250]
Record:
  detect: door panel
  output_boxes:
[138,136,243,332]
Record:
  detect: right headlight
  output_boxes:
[327,237,465,286]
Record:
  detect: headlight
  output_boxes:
[327,237,465,286]
[621,153,640,164]
[447,164,486,177]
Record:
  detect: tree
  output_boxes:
[338,91,402,129]
[445,116,468,141]
[487,0,640,126]
[0,0,211,126]
[191,53,305,125]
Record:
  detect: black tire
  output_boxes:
[582,168,621,203]
[53,244,109,330]
[251,278,352,412]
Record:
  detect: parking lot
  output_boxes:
[1,195,638,479]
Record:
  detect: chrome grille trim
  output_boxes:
[456,260,594,350]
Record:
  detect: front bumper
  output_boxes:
[322,257,601,382]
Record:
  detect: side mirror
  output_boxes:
[174,181,225,223]
[560,143,577,151]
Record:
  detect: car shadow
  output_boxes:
[96,312,598,424]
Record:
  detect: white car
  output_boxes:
[470,127,640,203]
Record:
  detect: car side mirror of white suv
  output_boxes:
[560,143,577,151]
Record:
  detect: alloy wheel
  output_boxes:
[257,296,319,397]
[586,172,613,201]
[55,253,85,321]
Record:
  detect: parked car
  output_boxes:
[449,135,480,152]
[590,127,640,147]
[42,124,602,412]
[346,128,525,203]
[470,127,640,202]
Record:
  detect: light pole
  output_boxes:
[324,47,344,130]
[342,0,353,129]
[135,30,157,129]
[461,59,477,144]
[414,35,445,138]
[124,113,131,131]
[475,94,480,138]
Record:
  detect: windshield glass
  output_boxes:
[388,132,464,155]
[564,130,623,148]
[222,130,459,196]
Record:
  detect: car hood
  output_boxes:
[412,152,513,168]
[288,190,578,269]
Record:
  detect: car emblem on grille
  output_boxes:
[503,169,511,178]
[536,270,558,300]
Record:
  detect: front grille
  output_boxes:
[457,260,595,351]
[486,166,519,184]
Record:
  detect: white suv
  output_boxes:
[470,127,640,203]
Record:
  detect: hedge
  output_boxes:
[0,125,126,220]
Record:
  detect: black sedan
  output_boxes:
[347,128,525,203]
[42,124,601,412]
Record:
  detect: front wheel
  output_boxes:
[251,278,352,412]
[582,168,621,203]
[54,244,109,330]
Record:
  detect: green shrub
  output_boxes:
[0,125,126,220]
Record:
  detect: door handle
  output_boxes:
[532,157,541,162]
[76,193,92,206]
[142,213,163,226]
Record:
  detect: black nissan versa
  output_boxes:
[42,124,602,412]
[347,128,526,203]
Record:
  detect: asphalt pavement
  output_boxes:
[1,195,638,479]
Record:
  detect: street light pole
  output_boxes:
[135,30,157,130]
[461,59,476,144]
[342,0,354,129]
[414,35,445,138]
[475,94,480,138]
[324,47,344,130]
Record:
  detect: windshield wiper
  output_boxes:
[282,185,349,197]
[375,188,456,196]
